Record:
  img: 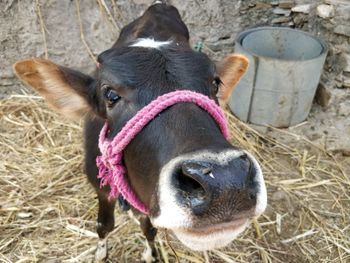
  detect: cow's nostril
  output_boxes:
[174,161,211,210]
[248,188,257,200]
[243,154,258,201]
[172,156,259,215]
[177,172,202,192]
[182,161,212,178]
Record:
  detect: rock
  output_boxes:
[271,190,289,201]
[279,0,295,9]
[325,0,350,5]
[338,101,350,116]
[0,79,14,86]
[271,190,295,213]
[334,43,350,55]
[17,212,33,219]
[317,4,335,19]
[343,76,350,88]
[307,133,322,141]
[344,54,350,73]
[326,134,350,157]
[271,1,279,6]
[334,79,343,89]
[337,6,350,20]
[343,150,350,157]
[240,5,249,11]
[272,16,291,24]
[314,83,331,107]
[334,25,350,38]
[254,2,271,9]
[206,38,234,52]
[335,75,344,88]
[0,71,14,79]
[292,4,311,14]
[293,14,308,27]
[132,0,149,4]
[273,7,292,16]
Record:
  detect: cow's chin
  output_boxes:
[170,219,249,251]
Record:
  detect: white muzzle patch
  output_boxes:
[150,150,267,251]
[173,220,249,251]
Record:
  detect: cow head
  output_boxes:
[13,9,266,253]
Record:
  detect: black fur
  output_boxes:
[68,3,259,261]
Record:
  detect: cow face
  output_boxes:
[13,4,266,252]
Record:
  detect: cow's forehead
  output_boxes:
[96,43,216,92]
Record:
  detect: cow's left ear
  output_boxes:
[216,54,249,106]
[13,58,101,119]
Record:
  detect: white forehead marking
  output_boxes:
[130,38,172,49]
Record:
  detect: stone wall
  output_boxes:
[0,0,349,153]
[1,0,349,95]
[239,0,350,91]
[235,0,350,155]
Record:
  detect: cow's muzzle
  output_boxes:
[151,150,267,250]
[173,153,258,217]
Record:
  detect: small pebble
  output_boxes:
[279,0,295,9]
[292,4,311,14]
[334,25,350,38]
[317,4,335,18]
[273,7,292,16]
[17,212,33,219]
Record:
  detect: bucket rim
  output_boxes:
[235,26,328,62]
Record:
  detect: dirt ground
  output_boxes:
[0,0,349,262]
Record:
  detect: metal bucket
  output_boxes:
[229,27,328,127]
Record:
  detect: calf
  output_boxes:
[13,1,267,262]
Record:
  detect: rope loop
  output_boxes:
[97,90,229,214]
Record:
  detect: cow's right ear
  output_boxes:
[13,58,102,119]
[216,54,249,106]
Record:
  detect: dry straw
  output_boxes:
[0,91,349,262]
[1,1,349,262]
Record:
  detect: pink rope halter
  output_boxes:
[97,90,230,214]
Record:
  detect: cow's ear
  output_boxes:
[216,54,249,106]
[13,58,101,119]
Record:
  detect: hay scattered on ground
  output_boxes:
[0,91,349,263]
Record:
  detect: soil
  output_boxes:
[1,0,349,155]
[0,0,349,262]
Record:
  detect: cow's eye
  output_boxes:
[102,85,120,106]
[212,77,221,92]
